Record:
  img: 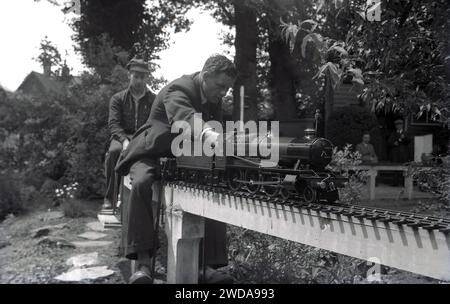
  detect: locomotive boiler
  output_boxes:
[161,129,347,204]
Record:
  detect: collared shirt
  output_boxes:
[108,86,155,143]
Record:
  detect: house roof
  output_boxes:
[17,71,66,96]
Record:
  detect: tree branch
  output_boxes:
[217,1,234,24]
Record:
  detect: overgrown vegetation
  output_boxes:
[327,106,382,150]
[0,71,123,199]
[281,0,449,122]
[61,199,87,218]
[328,144,367,205]
[0,173,23,221]
[413,156,450,206]
[227,226,367,283]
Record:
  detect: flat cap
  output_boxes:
[394,119,404,124]
[126,58,150,73]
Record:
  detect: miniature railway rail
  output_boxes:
[166,181,450,234]
[161,180,450,282]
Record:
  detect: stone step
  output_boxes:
[97,213,121,229]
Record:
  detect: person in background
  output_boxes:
[102,58,155,210]
[356,133,378,164]
[387,119,411,185]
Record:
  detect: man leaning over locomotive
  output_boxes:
[103,58,155,210]
[115,54,236,284]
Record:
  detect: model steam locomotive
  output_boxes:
[161,129,347,203]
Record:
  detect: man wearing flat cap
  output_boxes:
[102,58,155,210]
[388,119,411,185]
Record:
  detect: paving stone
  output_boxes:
[66,252,99,268]
[54,266,114,282]
[86,221,107,232]
[78,231,107,240]
[71,241,113,248]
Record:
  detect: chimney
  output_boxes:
[60,60,71,82]
[43,60,51,77]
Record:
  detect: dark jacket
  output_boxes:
[108,88,155,143]
[356,142,378,164]
[388,130,411,163]
[115,72,222,175]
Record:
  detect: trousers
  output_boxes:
[121,158,228,267]
[104,139,122,201]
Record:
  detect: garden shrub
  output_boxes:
[62,199,87,218]
[327,106,382,152]
[0,68,129,198]
[0,173,23,221]
[226,226,363,283]
[327,144,367,205]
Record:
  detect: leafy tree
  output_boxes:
[33,36,62,76]
[197,0,326,120]
[70,0,192,75]
[281,0,449,122]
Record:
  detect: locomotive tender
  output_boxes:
[161,128,347,203]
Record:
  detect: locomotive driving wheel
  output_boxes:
[227,169,242,191]
[262,173,280,197]
[280,188,291,200]
[187,170,199,183]
[244,170,261,194]
[178,168,186,181]
[303,185,317,203]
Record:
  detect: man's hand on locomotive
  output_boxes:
[202,128,220,148]
[122,138,130,151]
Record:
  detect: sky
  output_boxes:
[0,0,232,91]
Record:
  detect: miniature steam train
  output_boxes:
[161,129,347,203]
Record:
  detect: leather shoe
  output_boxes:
[129,270,153,284]
[200,267,234,284]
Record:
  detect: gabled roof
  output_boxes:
[17,71,66,96]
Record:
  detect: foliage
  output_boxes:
[61,199,87,218]
[327,144,366,205]
[0,173,23,221]
[69,0,192,75]
[413,157,450,205]
[54,182,79,200]
[280,0,449,122]
[327,106,382,150]
[227,225,363,283]
[33,36,62,76]
[0,63,132,197]
[53,182,86,217]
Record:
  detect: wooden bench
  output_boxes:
[353,164,415,200]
